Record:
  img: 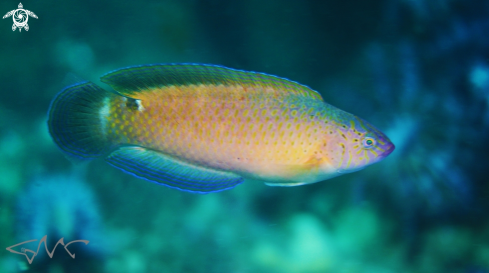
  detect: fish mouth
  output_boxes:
[382,143,395,157]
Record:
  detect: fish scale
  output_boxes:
[111,87,320,168]
[47,63,395,193]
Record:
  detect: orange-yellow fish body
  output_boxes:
[48,64,394,193]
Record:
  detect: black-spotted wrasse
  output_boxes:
[47,63,395,193]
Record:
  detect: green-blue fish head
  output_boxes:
[327,115,395,174]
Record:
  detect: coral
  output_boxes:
[14,174,107,272]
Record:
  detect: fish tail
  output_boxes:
[47,81,116,161]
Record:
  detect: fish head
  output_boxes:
[323,114,395,174]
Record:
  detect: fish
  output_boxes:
[47,63,395,193]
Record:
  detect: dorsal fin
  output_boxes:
[100,63,323,101]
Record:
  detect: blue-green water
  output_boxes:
[1,0,488,272]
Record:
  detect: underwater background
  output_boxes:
[1,0,488,272]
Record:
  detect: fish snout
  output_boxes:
[381,142,395,158]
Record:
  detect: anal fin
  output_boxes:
[106,146,244,194]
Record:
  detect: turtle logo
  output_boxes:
[3,3,38,32]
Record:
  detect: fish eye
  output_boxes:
[363,137,376,148]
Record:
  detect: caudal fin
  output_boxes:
[48,81,114,160]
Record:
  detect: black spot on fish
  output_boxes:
[125,98,139,111]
